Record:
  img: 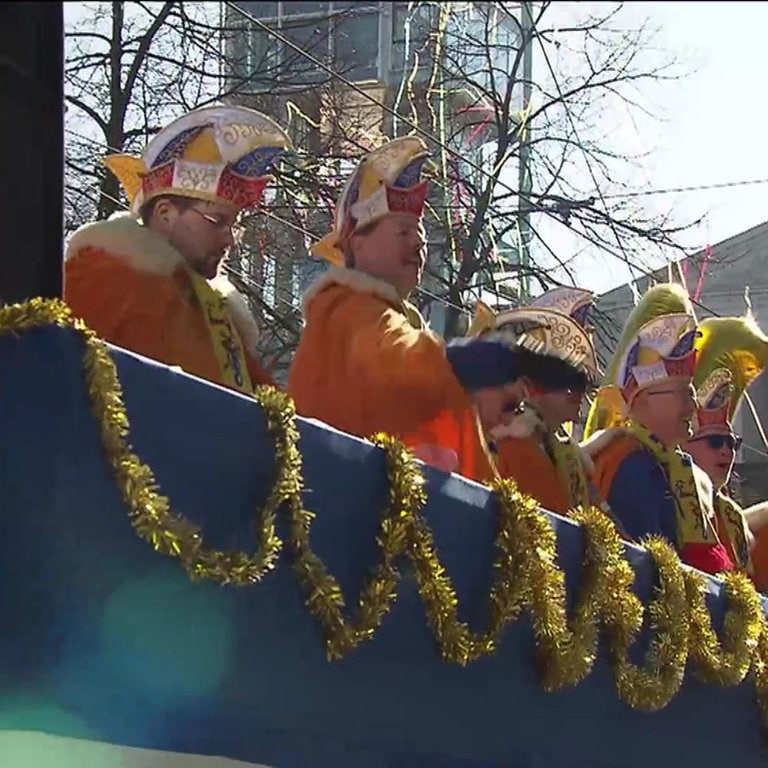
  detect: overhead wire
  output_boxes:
[65,7,764,326]
[225,0,763,317]
[63,126,472,318]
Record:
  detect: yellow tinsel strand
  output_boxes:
[406,481,524,665]
[538,504,641,692]
[4,297,768,736]
[609,537,689,711]
[753,625,768,730]
[686,569,764,686]
[289,434,416,660]
[0,297,284,585]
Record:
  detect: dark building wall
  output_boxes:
[1,3,64,303]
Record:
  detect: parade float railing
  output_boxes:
[1,298,768,768]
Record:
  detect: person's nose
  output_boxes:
[409,229,425,253]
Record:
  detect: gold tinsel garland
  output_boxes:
[3,298,768,733]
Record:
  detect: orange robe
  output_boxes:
[495,436,572,515]
[287,267,496,484]
[64,214,273,390]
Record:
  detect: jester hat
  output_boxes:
[468,287,600,391]
[584,283,698,436]
[311,136,431,266]
[690,315,768,437]
[103,105,292,217]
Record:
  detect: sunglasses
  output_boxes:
[691,433,743,451]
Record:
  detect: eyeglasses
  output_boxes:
[188,207,244,241]
[690,433,743,452]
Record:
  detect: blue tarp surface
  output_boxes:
[0,326,766,767]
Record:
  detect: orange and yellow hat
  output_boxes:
[103,104,291,217]
[691,315,768,436]
[311,136,431,266]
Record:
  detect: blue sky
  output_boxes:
[544,1,768,293]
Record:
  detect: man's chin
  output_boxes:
[200,260,224,280]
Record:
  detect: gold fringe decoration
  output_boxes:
[609,537,689,711]
[686,569,763,686]
[3,297,768,733]
[0,298,283,585]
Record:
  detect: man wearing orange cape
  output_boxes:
[65,105,291,393]
[287,136,535,483]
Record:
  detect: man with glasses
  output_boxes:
[683,316,768,584]
[64,105,291,393]
[582,284,734,575]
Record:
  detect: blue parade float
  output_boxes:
[1,306,768,768]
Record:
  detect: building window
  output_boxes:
[282,15,332,83]
[391,3,435,81]
[282,1,330,15]
[335,12,379,81]
[446,4,519,94]
[230,1,380,89]
[237,1,278,17]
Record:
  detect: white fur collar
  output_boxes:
[302,266,402,318]
[66,212,183,275]
[65,213,260,350]
[490,408,595,472]
[489,406,545,441]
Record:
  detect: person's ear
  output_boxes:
[520,376,536,399]
[153,199,178,228]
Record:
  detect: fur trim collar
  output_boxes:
[490,408,595,472]
[489,406,545,441]
[66,213,260,349]
[579,426,631,459]
[65,212,183,275]
[302,266,402,317]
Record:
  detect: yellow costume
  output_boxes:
[65,105,291,393]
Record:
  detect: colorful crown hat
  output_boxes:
[311,136,431,266]
[615,312,698,401]
[691,315,768,436]
[693,368,734,435]
[102,105,292,217]
[584,282,697,436]
[467,287,599,384]
[530,286,594,331]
